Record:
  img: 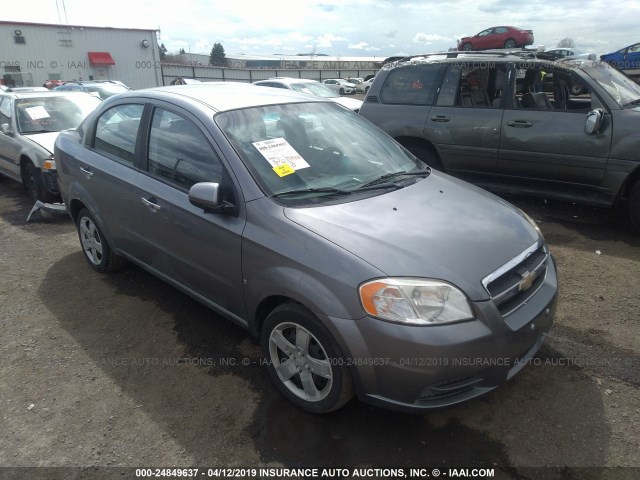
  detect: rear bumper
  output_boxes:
[322,256,558,413]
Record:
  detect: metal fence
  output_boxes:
[160,64,378,86]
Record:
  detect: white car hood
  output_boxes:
[330,96,363,111]
[24,132,60,154]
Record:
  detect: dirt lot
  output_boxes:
[0,177,639,480]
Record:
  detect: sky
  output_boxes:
[5,0,639,58]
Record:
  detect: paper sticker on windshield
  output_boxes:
[253,138,310,171]
[273,164,295,177]
[25,106,51,120]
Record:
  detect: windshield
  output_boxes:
[16,95,101,134]
[84,84,130,99]
[583,62,640,108]
[289,82,337,99]
[216,102,425,202]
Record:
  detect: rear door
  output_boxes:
[132,103,247,320]
[498,65,611,186]
[80,101,146,251]
[426,64,506,175]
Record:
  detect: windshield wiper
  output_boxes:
[624,99,640,107]
[271,186,352,198]
[357,169,430,189]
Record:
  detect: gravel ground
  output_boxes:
[0,177,638,480]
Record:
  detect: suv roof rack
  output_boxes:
[390,49,555,65]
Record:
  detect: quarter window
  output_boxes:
[147,108,223,190]
[380,64,444,105]
[93,104,144,164]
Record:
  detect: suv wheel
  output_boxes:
[76,208,128,272]
[628,180,640,231]
[404,143,443,171]
[462,43,473,51]
[261,303,354,413]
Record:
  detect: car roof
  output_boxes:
[128,82,327,112]
[0,90,100,99]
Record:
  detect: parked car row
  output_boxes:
[253,77,362,111]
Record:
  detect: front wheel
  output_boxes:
[24,162,56,203]
[339,88,345,95]
[76,208,128,272]
[504,39,516,49]
[261,303,354,413]
[462,43,473,51]
[404,143,443,171]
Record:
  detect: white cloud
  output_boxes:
[315,33,348,48]
[348,42,381,51]
[413,33,450,43]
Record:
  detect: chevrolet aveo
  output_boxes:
[55,83,557,413]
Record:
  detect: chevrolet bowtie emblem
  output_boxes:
[519,270,536,292]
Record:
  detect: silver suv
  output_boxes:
[359,52,640,229]
[55,83,557,413]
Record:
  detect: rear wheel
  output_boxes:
[261,303,354,413]
[462,43,473,51]
[628,180,640,231]
[339,87,345,95]
[403,142,443,171]
[76,208,128,272]
[504,39,516,49]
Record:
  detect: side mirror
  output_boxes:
[0,123,11,135]
[188,182,234,214]
[585,108,604,135]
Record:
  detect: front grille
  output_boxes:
[483,242,548,316]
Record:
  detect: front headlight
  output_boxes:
[359,278,474,325]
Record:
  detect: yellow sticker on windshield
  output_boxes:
[273,164,295,177]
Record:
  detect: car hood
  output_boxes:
[283,173,540,301]
[330,96,363,111]
[24,131,60,154]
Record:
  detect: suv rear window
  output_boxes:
[380,64,444,105]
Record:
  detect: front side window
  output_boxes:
[147,108,223,190]
[93,104,144,164]
[0,97,12,124]
[513,67,595,111]
[380,64,444,105]
[455,65,507,108]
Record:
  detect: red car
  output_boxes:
[457,26,533,51]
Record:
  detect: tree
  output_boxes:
[209,43,226,67]
[179,48,186,55]
[159,43,168,61]
[557,37,575,48]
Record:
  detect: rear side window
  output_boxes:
[93,104,144,164]
[147,108,223,190]
[380,64,444,105]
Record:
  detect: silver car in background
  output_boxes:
[0,91,101,202]
[254,77,362,111]
[55,83,557,413]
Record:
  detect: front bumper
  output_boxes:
[322,257,558,413]
[42,169,62,197]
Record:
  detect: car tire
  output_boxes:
[339,88,345,95]
[261,303,354,413]
[24,162,56,203]
[628,179,640,231]
[76,208,128,273]
[504,39,516,49]
[462,43,473,51]
[365,86,370,93]
[404,142,443,171]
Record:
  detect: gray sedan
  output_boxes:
[55,83,557,413]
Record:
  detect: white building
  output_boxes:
[0,21,161,90]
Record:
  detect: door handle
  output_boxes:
[79,166,94,178]
[141,196,162,211]
[431,115,450,122]
[507,120,533,128]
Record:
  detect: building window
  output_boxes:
[14,36,26,45]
